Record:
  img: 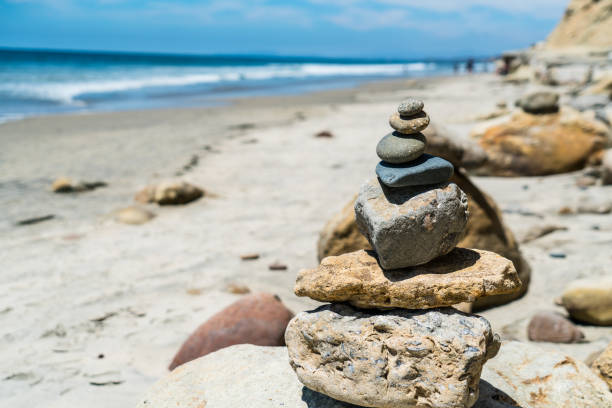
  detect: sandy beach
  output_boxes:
[2,73,612,407]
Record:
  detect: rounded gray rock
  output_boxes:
[286,304,500,408]
[389,111,430,134]
[376,131,426,164]
[397,98,424,116]
[355,178,468,269]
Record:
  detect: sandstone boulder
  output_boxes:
[135,181,203,205]
[560,277,612,325]
[355,178,468,269]
[295,248,520,309]
[473,108,608,176]
[168,293,293,370]
[286,304,500,408]
[482,341,612,407]
[317,194,370,260]
[592,341,612,390]
[423,122,487,171]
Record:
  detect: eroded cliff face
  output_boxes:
[545,0,612,51]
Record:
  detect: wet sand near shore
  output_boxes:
[1,73,611,407]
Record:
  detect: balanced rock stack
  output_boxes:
[285,99,523,408]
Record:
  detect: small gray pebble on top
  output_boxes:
[398,98,424,117]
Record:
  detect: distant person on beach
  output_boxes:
[466,58,474,73]
[453,63,459,74]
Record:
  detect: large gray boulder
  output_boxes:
[355,178,468,269]
[482,341,612,407]
[285,304,500,408]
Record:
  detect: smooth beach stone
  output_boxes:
[294,248,521,309]
[376,153,454,188]
[482,341,612,407]
[397,98,424,116]
[389,111,430,134]
[560,277,612,325]
[527,311,584,343]
[376,131,426,164]
[354,178,468,269]
[286,304,500,408]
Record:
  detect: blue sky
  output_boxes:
[0,0,568,58]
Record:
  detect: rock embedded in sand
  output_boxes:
[592,341,612,390]
[114,206,155,225]
[376,154,454,187]
[51,177,107,193]
[482,341,612,407]
[285,304,500,408]
[355,178,468,269]
[560,277,612,325]
[294,248,521,309]
[527,311,584,343]
[168,293,293,370]
[375,131,426,164]
[389,111,430,134]
[317,194,371,260]
[397,97,424,116]
[515,91,559,114]
[474,108,608,176]
[135,181,203,205]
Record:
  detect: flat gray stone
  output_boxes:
[355,178,468,269]
[389,111,430,134]
[376,131,426,164]
[286,304,500,408]
[397,98,424,116]
[376,153,454,188]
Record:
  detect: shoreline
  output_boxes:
[2,72,611,407]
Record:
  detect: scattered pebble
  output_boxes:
[16,214,55,226]
[98,354,105,359]
[268,262,288,271]
[186,288,202,296]
[315,130,333,138]
[549,252,566,259]
[527,311,584,343]
[240,253,260,261]
[521,224,567,243]
[558,206,573,215]
[225,283,251,294]
[51,177,107,193]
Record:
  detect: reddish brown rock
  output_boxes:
[168,293,293,370]
[527,311,584,343]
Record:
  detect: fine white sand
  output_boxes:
[1,74,611,407]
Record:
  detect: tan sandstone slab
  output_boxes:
[295,248,521,309]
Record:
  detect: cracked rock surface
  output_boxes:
[294,248,521,309]
[355,178,468,269]
[285,304,500,408]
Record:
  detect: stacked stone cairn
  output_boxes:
[285,99,523,408]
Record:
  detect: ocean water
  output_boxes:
[0,48,486,123]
